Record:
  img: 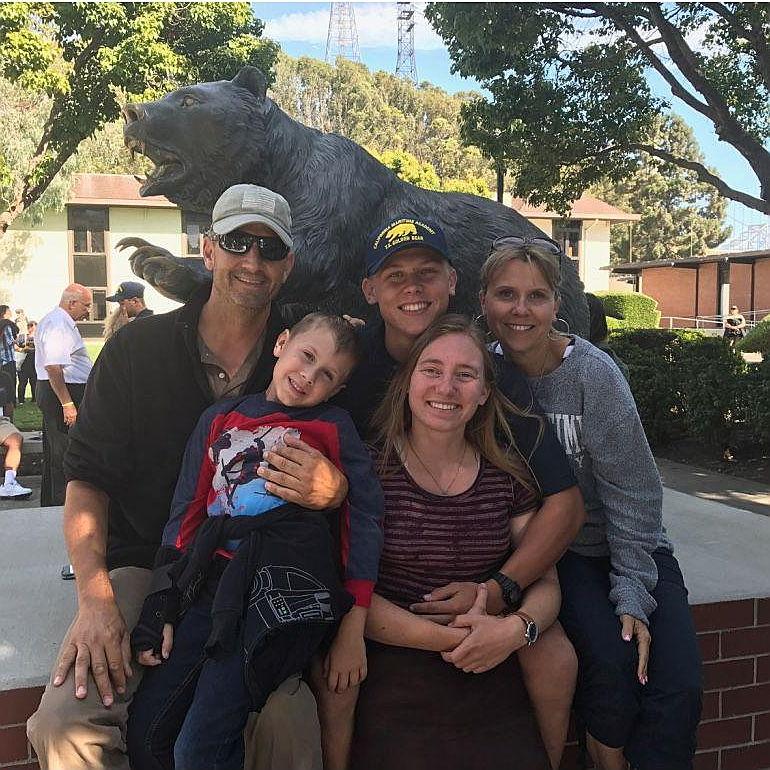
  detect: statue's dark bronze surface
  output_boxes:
[121,67,588,333]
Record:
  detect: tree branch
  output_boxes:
[703,3,770,94]
[594,3,713,118]
[586,142,770,214]
[645,3,770,194]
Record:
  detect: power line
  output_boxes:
[396,2,418,83]
[325,3,361,64]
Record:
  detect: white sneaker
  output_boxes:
[0,479,33,499]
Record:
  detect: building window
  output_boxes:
[182,210,212,256]
[554,219,582,262]
[68,206,108,330]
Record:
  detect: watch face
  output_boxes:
[526,621,539,645]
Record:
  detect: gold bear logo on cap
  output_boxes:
[383,221,418,245]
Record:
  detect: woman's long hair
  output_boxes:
[103,306,130,340]
[372,314,539,496]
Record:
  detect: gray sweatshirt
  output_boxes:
[520,336,672,624]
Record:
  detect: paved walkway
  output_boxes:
[656,457,770,517]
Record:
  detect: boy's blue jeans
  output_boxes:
[127,593,252,770]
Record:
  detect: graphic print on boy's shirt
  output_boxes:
[209,425,301,518]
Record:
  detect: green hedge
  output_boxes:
[610,329,757,447]
[738,314,770,354]
[596,291,662,329]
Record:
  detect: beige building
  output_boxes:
[1,174,639,336]
[507,193,640,293]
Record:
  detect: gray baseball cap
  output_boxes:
[211,184,293,249]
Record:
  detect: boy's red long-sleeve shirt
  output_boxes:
[160,392,384,607]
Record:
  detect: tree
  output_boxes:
[369,148,490,195]
[270,54,494,189]
[591,114,731,262]
[425,3,770,215]
[0,2,279,235]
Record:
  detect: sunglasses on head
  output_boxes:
[211,230,290,262]
[492,236,562,255]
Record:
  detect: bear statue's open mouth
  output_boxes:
[125,137,186,197]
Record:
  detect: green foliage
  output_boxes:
[590,115,731,262]
[0,2,279,231]
[271,54,493,195]
[368,148,490,195]
[596,291,661,329]
[738,314,770,354]
[0,77,73,223]
[740,359,770,443]
[611,329,748,447]
[424,2,770,216]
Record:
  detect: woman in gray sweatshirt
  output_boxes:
[480,237,701,770]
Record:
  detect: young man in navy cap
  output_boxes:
[328,215,584,769]
[106,281,154,321]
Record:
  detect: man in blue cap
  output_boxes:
[106,281,154,321]
[326,216,584,769]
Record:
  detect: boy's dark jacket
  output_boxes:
[132,503,353,708]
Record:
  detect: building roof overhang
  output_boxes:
[609,249,770,274]
[69,173,176,208]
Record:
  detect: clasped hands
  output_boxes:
[412,582,527,674]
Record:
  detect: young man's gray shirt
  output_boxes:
[523,336,672,624]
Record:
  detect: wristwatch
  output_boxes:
[512,610,539,646]
[490,571,523,612]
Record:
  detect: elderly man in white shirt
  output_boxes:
[36,284,93,506]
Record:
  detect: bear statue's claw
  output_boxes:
[115,237,209,305]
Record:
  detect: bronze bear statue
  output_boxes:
[121,66,588,334]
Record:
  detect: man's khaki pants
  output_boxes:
[27,566,323,770]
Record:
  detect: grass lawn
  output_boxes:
[85,339,105,361]
[12,400,42,431]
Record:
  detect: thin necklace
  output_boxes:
[405,437,470,496]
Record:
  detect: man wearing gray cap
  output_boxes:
[28,185,344,770]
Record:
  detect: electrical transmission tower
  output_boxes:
[325,3,361,64]
[395,2,417,83]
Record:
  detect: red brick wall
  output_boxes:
[2,598,769,770]
[698,262,719,318]
[730,263,753,314]
[641,267,697,324]
[755,260,770,316]
[0,687,42,770]
[560,597,770,770]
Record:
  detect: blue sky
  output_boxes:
[255,1,767,243]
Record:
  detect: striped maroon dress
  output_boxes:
[376,457,538,608]
[351,456,549,770]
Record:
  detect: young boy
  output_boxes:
[127,313,383,770]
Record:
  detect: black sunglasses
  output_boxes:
[211,231,291,262]
[492,236,562,255]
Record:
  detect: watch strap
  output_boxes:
[511,610,538,645]
[490,571,523,611]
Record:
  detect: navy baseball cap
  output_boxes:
[365,217,450,277]
[106,281,145,302]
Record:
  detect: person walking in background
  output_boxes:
[35,284,93,506]
[0,305,19,416]
[106,281,154,321]
[723,305,747,348]
[16,321,37,403]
